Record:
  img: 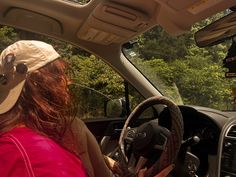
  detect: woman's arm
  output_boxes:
[63,118,174,177]
[63,118,114,177]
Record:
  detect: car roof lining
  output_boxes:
[1,0,236,48]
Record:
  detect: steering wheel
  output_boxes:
[117,96,184,177]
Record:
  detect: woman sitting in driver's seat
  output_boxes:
[0,40,173,177]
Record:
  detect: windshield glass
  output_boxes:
[123,24,236,111]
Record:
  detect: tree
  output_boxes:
[68,54,124,98]
[131,11,235,110]
[0,26,19,51]
[171,54,234,110]
[136,26,193,61]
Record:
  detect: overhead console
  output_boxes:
[218,118,236,177]
[77,1,150,45]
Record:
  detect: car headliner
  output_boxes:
[0,0,236,99]
[0,0,235,51]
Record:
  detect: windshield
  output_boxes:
[123,25,236,111]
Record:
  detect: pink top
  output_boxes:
[0,127,88,177]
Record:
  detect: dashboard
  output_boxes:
[180,106,222,155]
[159,105,235,177]
[87,104,236,177]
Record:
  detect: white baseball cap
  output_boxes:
[0,40,60,114]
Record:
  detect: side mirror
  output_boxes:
[105,98,126,118]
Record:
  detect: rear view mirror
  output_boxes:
[195,11,236,47]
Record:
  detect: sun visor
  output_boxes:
[3,8,62,35]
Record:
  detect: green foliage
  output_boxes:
[0,26,19,51]
[130,11,236,110]
[171,56,234,109]
[67,55,124,118]
[129,57,183,104]
[68,55,124,98]
[136,26,193,61]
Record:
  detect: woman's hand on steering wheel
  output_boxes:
[104,155,175,177]
[138,164,174,177]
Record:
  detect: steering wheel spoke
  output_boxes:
[124,127,138,144]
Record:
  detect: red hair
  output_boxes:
[0,59,74,142]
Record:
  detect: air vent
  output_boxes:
[227,125,236,138]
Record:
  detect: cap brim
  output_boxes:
[0,75,25,114]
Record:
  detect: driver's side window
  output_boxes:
[0,26,155,120]
[69,56,156,120]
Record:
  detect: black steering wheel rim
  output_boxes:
[119,96,184,177]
